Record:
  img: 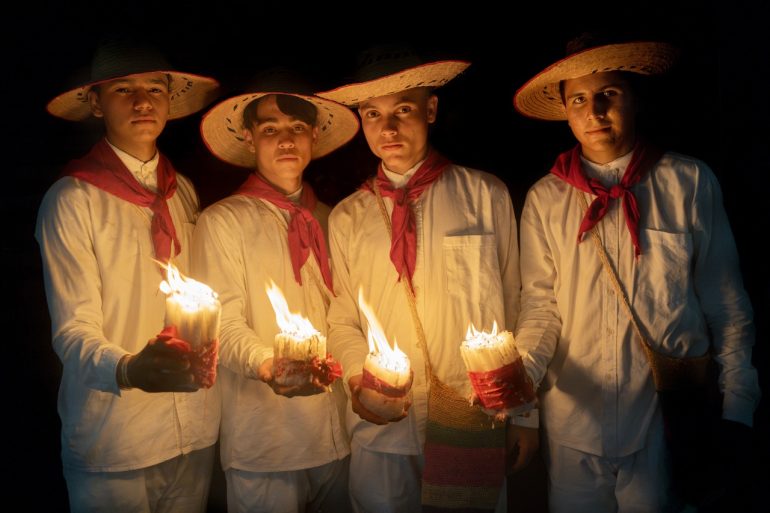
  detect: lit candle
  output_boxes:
[460,321,536,415]
[266,280,326,387]
[159,262,221,387]
[358,289,412,420]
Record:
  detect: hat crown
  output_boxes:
[243,67,315,96]
[353,45,424,82]
[90,37,173,83]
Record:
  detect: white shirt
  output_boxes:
[192,193,349,472]
[35,143,220,471]
[516,151,759,458]
[105,139,159,192]
[327,163,521,454]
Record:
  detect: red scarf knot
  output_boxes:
[236,174,334,293]
[63,139,181,262]
[550,141,664,257]
[361,149,451,287]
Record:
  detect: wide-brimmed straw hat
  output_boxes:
[47,38,220,121]
[514,36,678,121]
[317,45,470,106]
[200,71,359,168]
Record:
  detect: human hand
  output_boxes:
[258,358,327,398]
[122,338,199,393]
[349,374,411,425]
[506,424,539,473]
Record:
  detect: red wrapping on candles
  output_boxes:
[274,354,342,387]
[361,368,413,398]
[155,325,218,388]
[467,360,535,411]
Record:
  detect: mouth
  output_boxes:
[586,126,611,135]
[276,154,300,162]
[131,118,156,124]
[380,143,403,152]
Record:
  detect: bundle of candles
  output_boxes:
[460,321,536,416]
[159,262,221,388]
[266,281,341,388]
[358,290,413,420]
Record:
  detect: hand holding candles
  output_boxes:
[460,321,536,417]
[357,290,413,421]
[159,262,221,388]
[266,281,341,390]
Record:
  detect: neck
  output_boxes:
[580,138,636,165]
[256,171,302,196]
[106,136,158,162]
[384,146,430,175]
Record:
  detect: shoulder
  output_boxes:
[199,194,259,225]
[442,164,509,193]
[329,188,373,227]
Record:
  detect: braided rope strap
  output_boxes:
[576,191,710,391]
[372,179,505,511]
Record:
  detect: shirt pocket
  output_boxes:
[443,234,504,326]
[636,229,694,312]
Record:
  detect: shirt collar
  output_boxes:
[580,150,634,184]
[382,157,426,189]
[105,138,160,191]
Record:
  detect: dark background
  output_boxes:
[6,1,768,511]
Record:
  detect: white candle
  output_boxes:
[358,289,412,420]
[160,263,221,349]
[460,321,535,415]
[266,281,325,386]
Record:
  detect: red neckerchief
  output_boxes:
[236,174,334,293]
[362,150,451,286]
[63,139,180,262]
[550,141,664,256]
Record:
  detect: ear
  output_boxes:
[242,128,256,153]
[88,89,103,118]
[426,94,438,124]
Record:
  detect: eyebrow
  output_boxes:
[566,83,624,99]
[359,96,419,110]
[255,116,307,125]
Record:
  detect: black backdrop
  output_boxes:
[6,1,768,511]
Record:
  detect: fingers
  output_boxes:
[350,385,391,425]
[269,381,326,398]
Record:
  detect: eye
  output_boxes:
[572,96,586,105]
[363,110,380,119]
[115,87,131,94]
[149,87,167,94]
[292,124,307,133]
[263,126,277,135]
[397,105,412,114]
[603,89,618,97]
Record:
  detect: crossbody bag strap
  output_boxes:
[371,179,435,382]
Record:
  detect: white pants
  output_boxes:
[349,441,507,513]
[543,416,670,513]
[225,457,351,513]
[64,445,215,513]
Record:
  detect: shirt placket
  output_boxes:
[601,167,622,457]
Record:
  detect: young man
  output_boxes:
[318,49,533,513]
[36,40,221,512]
[194,79,359,513]
[513,37,760,512]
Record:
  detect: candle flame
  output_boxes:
[159,261,219,311]
[463,321,504,349]
[358,289,409,371]
[266,280,320,338]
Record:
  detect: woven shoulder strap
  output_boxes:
[371,179,435,381]
[576,191,710,390]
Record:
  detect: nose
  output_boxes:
[278,131,296,149]
[588,94,608,119]
[133,89,153,111]
[381,114,398,137]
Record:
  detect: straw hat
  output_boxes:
[200,72,359,168]
[317,45,470,106]
[47,38,220,121]
[514,37,678,121]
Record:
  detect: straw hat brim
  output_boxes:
[317,60,471,106]
[46,71,220,121]
[200,92,359,168]
[514,42,678,121]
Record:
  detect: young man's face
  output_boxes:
[358,87,437,174]
[243,95,318,194]
[563,71,637,164]
[88,72,170,158]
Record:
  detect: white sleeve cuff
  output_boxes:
[509,408,539,428]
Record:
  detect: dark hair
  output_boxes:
[242,94,318,129]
